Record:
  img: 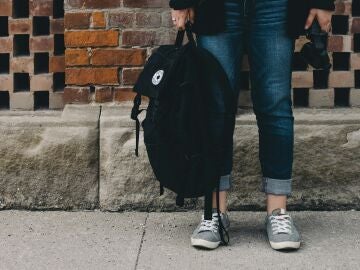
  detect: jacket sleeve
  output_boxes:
[310,0,335,11]
[169,0,199,10]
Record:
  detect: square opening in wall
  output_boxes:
[14,73,30,92]
[0,17,9,37]
[53,72,65,91]
[33,17,50,36]
[13,35,30,56]
[0,53,10,74]
[293,88,309,107]
[353,34,360,53]
[355,70,360,88]
[13,0,29,18]
[332,52,350,70]
[0,91,9,109]
[53,0,64,19]
[34,91,49,109]
[353,0,360,17]
[292,52,308,71]
[334,88,350,107]
[54,34,65,55]
[313,69,329,89]
[34,53,49,74]
[331,15,348,35]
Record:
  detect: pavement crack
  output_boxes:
[134,212,149,270]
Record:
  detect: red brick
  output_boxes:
[64,13,91,29]
[91,49,146,66]
[122,31,156,46]
[113,87,136,102]
[91,11,106,28]
[95,86,113,102]
[334,1,351,15]
[51,19,64,34]
[162,12,174,28]
[327,36,343,52]
[123,0,168,8]
[11,57,34,73]
[49,56,65,72]
[0,75,13,91]
[351,53,360,69]
[30,74,53,91]
[136,12,161,28]
[0,37,12,53]
[63,86,90,104]
[351,18,360,33]
[9,19,32,35]
[66,67,119,85]
[30,36,54,52]
[65,30,119,47]
[122,68,143,85]
[65,49,90,66]
[30,0,53,16]
[329,71,354,88]
[0,0,12,16]
[108,12,134,28]
[65,0,121,9]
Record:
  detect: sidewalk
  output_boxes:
[0,211,359,270]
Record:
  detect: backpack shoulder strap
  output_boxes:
[131,93,145,157]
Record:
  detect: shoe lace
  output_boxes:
[269,214,292,235]
[198,214,219,233]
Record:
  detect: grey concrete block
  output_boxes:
[99,105,360,211]
[309,89,334,108]
[49,92,64,110]
[0,104,101,209]
[350,89,360,107]
[10,92,34,110]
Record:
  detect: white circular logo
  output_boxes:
[152,70,164,85]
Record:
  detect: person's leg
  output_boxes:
[247,0,300,250]
[190,0,245,249]
[196,0,246,213]
[248,0,295,208]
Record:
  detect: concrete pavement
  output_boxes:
[0,210,359,270]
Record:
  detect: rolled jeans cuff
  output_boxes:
[261,177,292,196]
[213,174,232,192]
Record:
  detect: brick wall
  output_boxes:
[0,0,65,110]
[63,0,175,104]
[1,0,360,110]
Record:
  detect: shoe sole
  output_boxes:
[270,241,301,250]
[191,238,221,249]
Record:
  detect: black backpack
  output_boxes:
[131,22,236,245]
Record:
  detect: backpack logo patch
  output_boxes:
[152,70,164,85]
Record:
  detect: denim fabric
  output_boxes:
[199,0,296,195]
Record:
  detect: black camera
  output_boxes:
[300,19,332,70]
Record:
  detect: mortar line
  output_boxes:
[134,212,149,270]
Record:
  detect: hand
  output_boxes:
[171,8,195,30]
[304,8,333,32]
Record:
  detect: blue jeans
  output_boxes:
[197,0,295,195]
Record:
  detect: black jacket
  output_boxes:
[169,0,335,39]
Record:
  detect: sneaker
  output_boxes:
[265,208,301,250]
[191,211,230,249]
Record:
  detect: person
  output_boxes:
[169,0,334,250]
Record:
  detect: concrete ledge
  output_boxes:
[0,105,100,210]
[1,104,360,210]
[100,105,360,211]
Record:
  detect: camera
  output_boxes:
[299,19,332,70]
